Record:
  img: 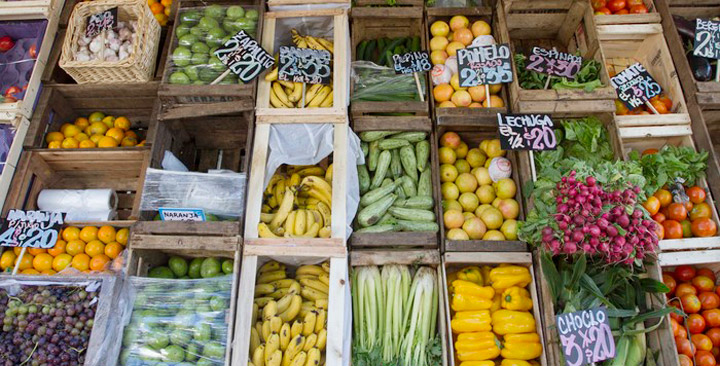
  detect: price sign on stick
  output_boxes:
[457,43,513,87]
[525,47,583,80]
[610,62,662,112]
[693,18,720,82]
[497,113,557,151]
[393,51,432,74]
[214,30,275,84]
[159,208,206,222]
[0,210,65,275]
[556,307,616,366]
[278,46,331,85]
[85,7,117,38]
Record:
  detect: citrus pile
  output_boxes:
[643,185,718,239]
[45,111,145,149]
[149,0,172,27]
[0,226,129,275]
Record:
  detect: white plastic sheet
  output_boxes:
[37,188,118,221]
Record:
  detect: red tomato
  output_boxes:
[4,86,20,98]
[627,0,643,6]
[687,186,707,204]
[696,350,717,366]
[659,95,673,109]
[595,7,612,14]
[664,220,684,239]
[679,324,688,339]
[665,273,678,296]
[679,354,693,366]
[0,36,14,52]
[671,300,686,322]
[684,294,703,314]
[630,4,648,13]
[692,218,718,238]
[704,309,720,327]
[591,0,607,10]
[678,335,697,357]
[678,283,700,297]
[654,212,667,223]
[697,268,717,283]
[707,328,720,347]
[615,8,629,13]
[677,266,698,282]
[700,293,720,310]
[668,203,689,221]
[694,334,715,351]
[671,317,682,336]
[607,0,627,12]
[690,313,708,334]
[717,286,720,298]
[713,346,720,358]
[28,44,37,59]
[695,276,717,293]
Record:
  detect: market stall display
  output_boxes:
[0,116,28,210]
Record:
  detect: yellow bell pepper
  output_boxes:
[481,266,493,286]
[491,310,536,335]
[491,293,502,313]
[451,310,492,333]
[501,360,533,366]
[452,293,493,311]
[460,362,495,366]
[453,280,495,298]
[457,266,483,285]
[502,286,533,311]
[501,333,543,360]
[489,265,531,290]
[455,331,500,361]
[447,271,459,293]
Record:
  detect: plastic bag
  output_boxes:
[351,61,426,102]
[0,19,46,103]
[118,275,234,366]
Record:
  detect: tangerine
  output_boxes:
[90,254,110,271]
[48,141,61,149]
[71,254,90,271]
[98,136,119,148]
[20,269,39,275]
[62,226,80,241]
[65,240,86,256]
[32,253,53,272]
[434,84,454,102]
[61,138,79,149]
[79,226,98,242]
[85,240,105,257]
[98,226,117,244]
[116,228,129,245]
[48,240,66,257]
[0,251,16,270]
[114,116,131,130]
[17,253,34,270]
[52,254,72,272]
[27,248,46,256]
[45,132,65,144]
[104,242,123,259]
[74,117,90,130]
[79,140,96,148]
[105,128,126,143]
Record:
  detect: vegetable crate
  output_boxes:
[441,251,549,366]
[126,231,242,365]
[350,117,441,249]
[353,0,423,6]
[0,114,29,211]
[255,9,349,124]
[266,0,351,7]
[435,123,528,252]
[24,83,159,149]
[593,0,661,25]
[426,7,510,127]
[497,0,617,114]
[157,0,263,121]
[231,251,350,366]
[349,249,449,366]
[0,0,64,21]
[2,148,151,224]
[243,122,350,252]
[349,6,429,118]
[617,127,720,252]
[596,24,691,127]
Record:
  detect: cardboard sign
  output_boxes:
[214,30,275,83]
[278,46,331,85]
[610,62,662,109]
[457,43,513,87]
[694,18,720,60]
[525,47,583,80]
[497,113,557,151]
[159,208,206,222]
[85,7,117,38]
[393,51,432,74]
[556,307,616,366]
[0,210,64,249]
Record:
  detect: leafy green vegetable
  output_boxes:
[628,145,708,195]
[514,53,604,92]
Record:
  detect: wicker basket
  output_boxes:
[59,0,160,84]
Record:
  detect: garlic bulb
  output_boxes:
[89,36,103,53]
[76,50,91,62]
[108,37,121,52]
[119,27,132,41]
[102,48,118,61]
[78,35,92,47]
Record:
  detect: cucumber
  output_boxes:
[389,207,435,222]
[391,131,426,143]
[355,224,396,234]
[415,140,430,172]
[371,150,391,189]
[396,219,439,232]
[393,196,434,210]
[357,40,368,61]
[418,168,432,197]
[390,149,403,179]
[365,40,377,62]
[411,36,420,52]
[394,184,406,199]
[375,38,387,64]
[378,138,410,150]
[357,194,396,227]
[400,145,418,182]
[399,176,417,197]
[385,50,393,67]
[380,37,405,61]
[361,142,368,157]
[358,164,370,194]
[368,140,380,171]
[378,213,397,226]
[360,131,396,142]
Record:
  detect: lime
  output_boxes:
[226,5,245,19]
[168,256,188,277]
[148,331,169,349]
[221,259,233,274]
[164,345,185,362]
[148,266,175,279]
[180,10,201,25]
[198,16,219,30]
[205,4,224,19]
[170,329,192,346]
[178,34,198,48]
[194,323,211,341]
[188,258,203,278]
[191,42,209,54]
[172,46,192,67]
[200,258,221,278]
[245,9,259,20]
[185,343,200,361]
[191,53,209,65]
[202,341,225,359]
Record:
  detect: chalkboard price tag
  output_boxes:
[85,7,117,38]
[556,307,616,366]
[694,18,720,60]
[457,43,513,87]
[214,30,275,83]
[497,113,557,151]
[393,51,432,74]
[525,47,583,80]
[610,62,662,109]
[159,208,206,222]
[0,210,65,249]
[278,46,331,85]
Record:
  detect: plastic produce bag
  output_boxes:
[118,275,234,366]
[352,61,426,102]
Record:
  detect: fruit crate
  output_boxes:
[435,123,528,252]
[349,117,441,249]
[441,251,549,366]
[24,83,159,149]
[592,0,660,25]
[0,0,64,21]
[353,0,423,6]
[426,7,511,127]
[231,251,350,366]
[497,0,617,114]
[2,149,151,224]
[255,8,349,124]
[617,126,720,252]
[349,6,429,118]
[597,23,691,127]
[349,249,449,366]
[0,114,30,211]
[157,0,263,121]
[266,0,351,7]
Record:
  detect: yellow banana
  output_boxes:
[306,188,331,208]
[308,210,323,227]
[280,322,291,351]
[261,213,275,223]
[278,295,302,322]
[273,82,294,107]
[291,320,304,338]
[305,36,327,52]
[297,265,325,276]
[255,321,265,342]
[274,179,286,209]
[259,222,281,238]
[301,176,332,197]
[296,167,326,177]
[270,316,282,333]
[250,327,261,354]
[270,86,291,108]
[253,345,265,366]
[316,329,327,350]
[250,362,256,366]
[270,279,298,289]
[303,333,317,352]
[270,187,295,230]
[297,37,308,49]
[277,293,294,314]
[278,80,294,89]
[305,208,315,230]
[288,281,302,296]
[263,300,278,320]
[262,204,272,213]
[265,174,283,195]
[302,311,317,337]
[256,284,276,297]
[319,91,333,108]
[299,278,328,294]
[315,309,326,333]
[294,210,307,236]
[319,225,331,237]
[292,222,320,238]
[318,273,329,287]
[266,350,282,366]
[283,334,305,366]
[321,262,330,273]
[269,287,290,300]
[291,351,307,366]
[302,287,328,302]
[260,261,285,273]
[289,173,302,188]
[268,195,278,209]
[289,82,304,103]
[306,348,321,366]
[308,86,331,107]
[262,320,271,342]
[316,37,334,54]
[253,302,259,322]
[265,67,279,81]
[258,270,286,284]
[284,210,297,236]
[315,299,328,310]
[316,202,331,228]
[303,84,323,105]
[325,164,333,183]
[265,333,280,363]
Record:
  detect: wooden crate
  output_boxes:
[231,252,349,366]
[349,6,429,118]
[498,0,616,114]
[354,0,423,6]
[157,0,262,121]
[2,149,151,224]
[0,115,29,212]
[24,83,159,149]
[442,251,549,366]
[349,249,449,366]
[597,23,691,127]
[243,122,349,252]
[266,0,350,7]
[593,0,660,25]
[426,7,510,127]
[0,0,64,21]
[435,123,528,252]
[618,127,720,252]
[349,117,440,249]
[255,9,349,124]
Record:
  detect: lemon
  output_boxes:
[98,136,119,148]
[46,132,65,144]
[114,116,131,130]
[61,138,79,149]
[88,112,106,123]
[101,116,116,129]
[88,122,108,135]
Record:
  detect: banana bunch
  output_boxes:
[264,29,334,109]
[250,261,331,366]
[258,164,333,239]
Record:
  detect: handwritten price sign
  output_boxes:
[610,62,662,109]
[159,208,206,222]
[215,30,275,83]
[393,51,432,74]
[694,18,720,60]
[457,43,513,87]
[0,210,65,249]
[278,46,331,85]
[556,307,616,366]
[85,7,117,38]
[497,113,557,151]
[525,47,582,80]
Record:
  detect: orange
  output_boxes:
[160,0,172,7]
[471,20,491,37]
[62,125,81,138]
[150,2,164,14]
[62,226,80,241]
[52,254,72,272]
[89,254,110,271]
[48,141,61,149]
[105,128,126,143]
[61,138,79,149]
[74,133,89,142]
[27,248,46,256]
[90,134,105,144]
[20,269,39,275]
[114,116,131,131]
[32,253,53,272]
[74,117,90,129]
[643,196,660,216]
[87,122,108,135]
[71,254,90,271]
[101,116,116,129]
[48,240,66,257]
[59,123,73,135]
[17,253,34,270]
[98,136,119,148]
[449,15,469,31]
[79,226,98,242]
[116,228,129,245]
[85,240,105,257]
[104,242,123,259]
[121,137,138,147]
[433,84,454,103]
[45,132,65,144]
[66,240,86,256]
[483,95,504,108]
[41,269,57,275]
[0,251,16,270]
[453,28,474,46]
[98,226,117,244]
[13,247,21,256]
[124,130,139,139]
[654,189,672,207]
[79,140,96,148]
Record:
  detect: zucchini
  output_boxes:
[391,131,426,143]
[390,149,403,179]
[395,219,439,232]
[415,140,430,172]
[368,140,380,171]
[360,141,368,157]
[399,145,418,182]
[357,194,396,227]
[399,176,417,197]
[358,164,370,194]
[418,169,432,197]
[393,196,434,210]
[378,213,397,226]
[355,224,396,234]
[378,138,410,150]
[388,207,435,222]
[394,184,406,199]
[382,178,394,187]
[371,150,391,189]
[360,131,396,142]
